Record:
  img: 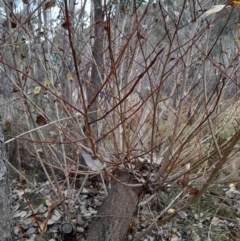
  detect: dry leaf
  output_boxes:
[34,86,41,95]
[204,5,226,16]
[13,226,19,235]
[180,175,189,187]
[11,85,20,93]
[58,47,65,52]
[22,0,29,4]
[36,115,48,126]
[137,31,144,39]
[62,20,71,29]
[44,0,56,10]
[67,72,74,81]
[45,199,52,207]
[20,211,28,218]
[178,211,188,218]
[122,6,128,13]
[82,153,104,172]
[104,26,113,34]
[3,120,11,132]
[92,21,102,26]
[43,79,51,88]
[77,58,82,65]
[20,53,26,59]
[228,1,240,6]
[167,208,175,214]
[235,39,240,44]
[26,227,37,235]
[188,187,199,195]
[211,216,220,226]
[13,211,27,218]
[47,209,62,224]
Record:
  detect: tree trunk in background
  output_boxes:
[0,115,12,241]
[87,172,142,241]
[35,0,45,84]
[87,0,104,136]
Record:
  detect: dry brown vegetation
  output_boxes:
[1,0,240,240]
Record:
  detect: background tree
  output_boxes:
[0,115,12,241]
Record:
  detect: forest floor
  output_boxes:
[10,169,240,241]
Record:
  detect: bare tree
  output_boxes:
[1,0,240,240]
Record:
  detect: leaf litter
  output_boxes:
[11,172,240,241]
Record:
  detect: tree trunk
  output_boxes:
[87,0,104,136]
[0,115,12,241]
[87,172,142,241]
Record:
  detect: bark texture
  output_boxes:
[87,0,104,136]
[0,115,12,241]
[87,172,142,241]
